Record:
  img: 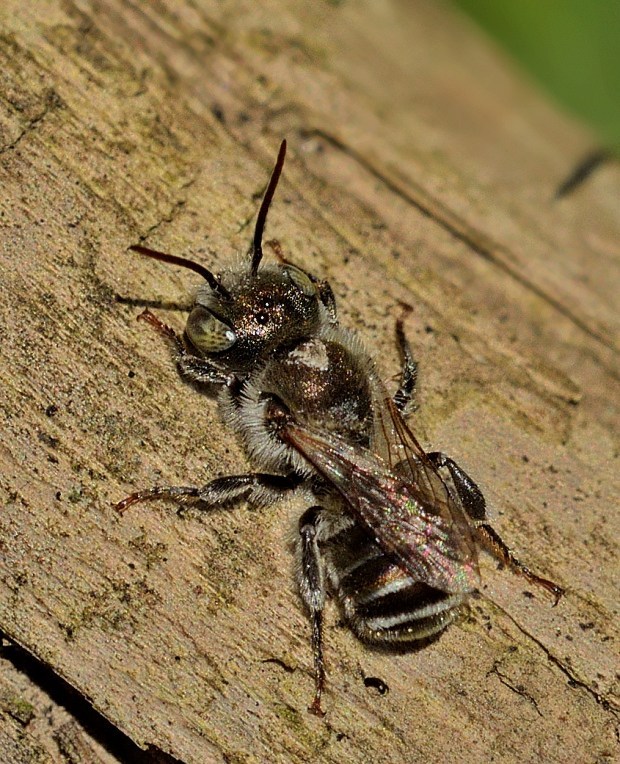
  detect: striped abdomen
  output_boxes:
[321,515,467,644]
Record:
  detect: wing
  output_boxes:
[283,388,479,595]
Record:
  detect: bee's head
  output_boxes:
[130,141,328,372]
[187,259,323,371]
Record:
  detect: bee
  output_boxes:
[116,140,563,715]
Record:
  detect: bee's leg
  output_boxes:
[475,522,564,604]
[297,506,327,716]
[393,318,418,416]
[265,238,285,260]
[176,355,228,386]
[137,309,228,385]
[314,278,337,322]
[426,452,486,520]
[427,452,564,604]
[115,472,303,515]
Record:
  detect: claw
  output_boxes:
[114,485,200,515]
[113,488,161,515]
[308,692,326,717]
[137,308,178,340]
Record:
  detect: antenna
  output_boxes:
[250,139,287,276]
[129,245,231,301]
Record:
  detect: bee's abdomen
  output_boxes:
[322,521,465,644]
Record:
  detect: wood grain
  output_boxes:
[0,1,618,762]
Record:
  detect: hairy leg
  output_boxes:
[393,318,418,416]
[427,451,564,604]
[115,472,303,515]
[297,505,327,716]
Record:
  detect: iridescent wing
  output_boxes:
[283,382,479,594]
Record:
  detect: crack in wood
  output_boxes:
[0,89,64,154]
[300,128,618,354]
[488,601,620,716]
[0,636,181,763]
[135,175,199,244]
[488,661,542,717]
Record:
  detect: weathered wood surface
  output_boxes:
[0,1,618,762]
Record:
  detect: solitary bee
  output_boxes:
[117,141,563,715]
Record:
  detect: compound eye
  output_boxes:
[186,306,236,353]
[284,265,316,297]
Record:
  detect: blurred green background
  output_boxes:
[452,0,620,149]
